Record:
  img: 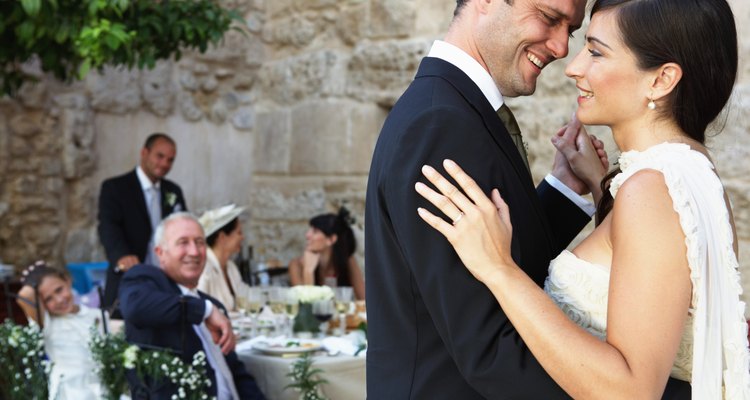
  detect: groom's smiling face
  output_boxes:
[474,0,585,97]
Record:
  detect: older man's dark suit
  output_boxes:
[119,265,263,399]
[98,169,187,313]
[365,57,690,399]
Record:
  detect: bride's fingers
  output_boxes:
[420,165,477,213]
[415,181,464,225]
[441,160,495,210]
[491,189,511,226]
[416,207,454,240]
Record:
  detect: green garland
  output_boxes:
[89,330,214,400]
[0,320,50,400]
[285,352,328,400]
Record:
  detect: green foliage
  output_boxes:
[89,330,214,400]
[0,320,50,400]
[285,352,328,400]
[89,329,130,400]
[0,0,244,95]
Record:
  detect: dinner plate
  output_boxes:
[252,339,323,355]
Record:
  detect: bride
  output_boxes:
[415,0,750,398]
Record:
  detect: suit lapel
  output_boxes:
[127,170,153,230]
[416,58,557,249]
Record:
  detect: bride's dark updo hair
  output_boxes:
[593,0,738,225]
[309,207,357,286]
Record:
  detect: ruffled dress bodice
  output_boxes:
[544,142,750,398]
[43,305,104,400]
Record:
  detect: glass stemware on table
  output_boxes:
[236,287,265,338]
[312,298,335,334]
[334,286,354,336]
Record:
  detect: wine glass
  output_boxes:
[284,289,299,336]
[243,287,264,337]
[312,299,335,335]
[334,286,354,336]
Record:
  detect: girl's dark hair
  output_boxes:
[592,0,738,224]
[310,207,357,287]
[20,261,69,288]
[206,218,239,247]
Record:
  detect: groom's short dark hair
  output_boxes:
[454,0,513,17]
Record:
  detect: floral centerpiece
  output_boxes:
[0,321,50,400]
[290,285,334,334]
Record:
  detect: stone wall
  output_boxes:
[1,0,749,310]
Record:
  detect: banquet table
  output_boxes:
[237,346,366,400]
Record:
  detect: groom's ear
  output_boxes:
[650,62,683,101]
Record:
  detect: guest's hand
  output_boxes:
[415,160,516,284]
[206,306,236,354]
[550,113,608,201]
[115,255,139,273]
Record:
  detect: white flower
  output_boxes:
[290,285,334,303]
[123,345,139,369]
[166,192,177,207]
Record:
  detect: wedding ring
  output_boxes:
[452,212,465,226]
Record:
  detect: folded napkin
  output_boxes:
[322,331,367,357]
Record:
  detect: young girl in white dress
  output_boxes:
[415,0,750,398]
[16,261,105,400]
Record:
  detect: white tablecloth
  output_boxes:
[238,350,366,400]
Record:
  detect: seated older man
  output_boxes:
[119,212,264,400]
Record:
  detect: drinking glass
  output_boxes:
[334,286,354,335]
[244,287,265,337]
[312,299,335,335]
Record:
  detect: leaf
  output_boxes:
[78,58,91,80]
[20,0,41,16]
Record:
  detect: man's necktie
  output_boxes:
[148,186,162,230]
[497,104,531,174]
[145,186,161,265]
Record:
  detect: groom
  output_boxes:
[364,0,690,398]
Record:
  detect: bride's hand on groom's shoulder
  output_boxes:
[415,160,516,284]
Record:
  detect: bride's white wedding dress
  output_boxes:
[544,143,750,399]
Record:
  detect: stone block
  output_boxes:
[347,39,431,106]
[257,50,348,104]
[254,109,291,173]
[18,80,48,109]
[12,176,38,195]
[141,62,175,117]
[9,114,42,137]
[23,224,61,247]
[231,107,256,131]
[262,14,317,47]
[179,96,204,121]
[86,66,142,114]
[250,182,327,220]
[337,2,369,45]
[9,137,31,157]
[290,100,351,174]
[369,0,416,39]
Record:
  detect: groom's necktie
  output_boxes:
[497,104,531,174]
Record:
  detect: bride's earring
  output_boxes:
[647,96,656,110]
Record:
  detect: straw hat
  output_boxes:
[198,204,245,237]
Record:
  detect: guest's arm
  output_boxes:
[347,256,365,300]
[16,285,43,326]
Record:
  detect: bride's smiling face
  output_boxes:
[564,10,652,129]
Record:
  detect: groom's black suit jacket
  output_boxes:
[365,57,691,399]
[98,169,187,313]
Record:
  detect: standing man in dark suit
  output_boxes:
[365,0,690,398]
[119,212,264,399]
[98,133,187,316]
